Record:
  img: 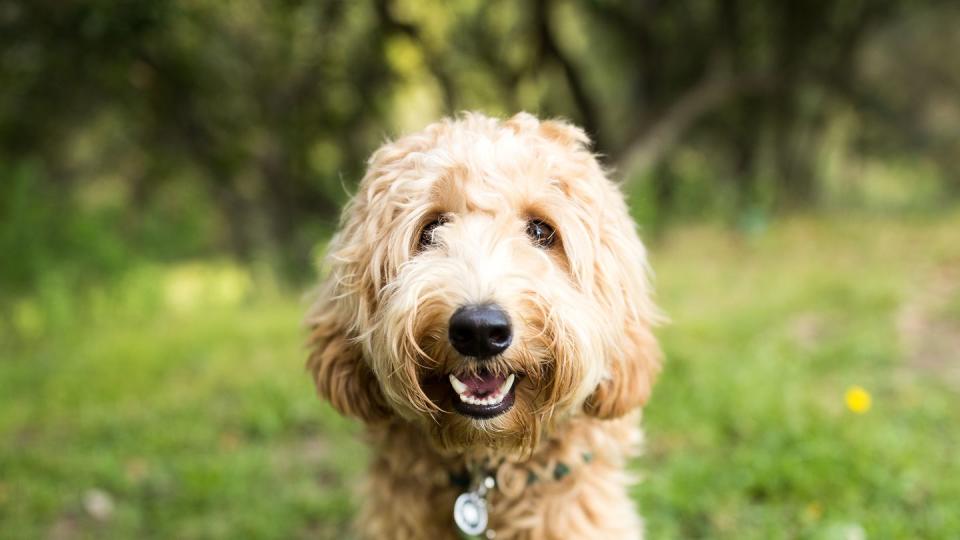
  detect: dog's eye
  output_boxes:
[526,219,556,248]
[418,217,447,249]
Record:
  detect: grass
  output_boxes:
[2,214,959,539]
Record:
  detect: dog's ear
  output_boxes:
[506,113,592,149]
[304,134,431,424]
[584,318,660,419]
[306,188,393,423]
[583,192,662,420]
[306,300,391,423]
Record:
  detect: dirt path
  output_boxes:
[897,262,960,388]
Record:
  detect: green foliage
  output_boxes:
[0,160,218,299]
[2,216,959,538]
[3,1,959,273]
[0,161,127,294]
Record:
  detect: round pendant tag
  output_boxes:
[453,491,488,536]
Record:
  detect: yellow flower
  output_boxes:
[803,501,823,522]
[845,386,872,414]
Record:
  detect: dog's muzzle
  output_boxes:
[446,303,517,419]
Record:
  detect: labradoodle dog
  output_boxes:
[306,112,661,540]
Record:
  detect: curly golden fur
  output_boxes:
[306,112,662,539]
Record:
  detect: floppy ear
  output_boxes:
[306,301,391,423]
[305,184,394,423]
[584,317,660,419]
[583,188,662,419]
[507,112,592,149]
[305,131,438,424]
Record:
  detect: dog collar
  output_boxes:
[449,452,594,490]
[449,453,594,539]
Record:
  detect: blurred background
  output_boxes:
[1,0,959,538]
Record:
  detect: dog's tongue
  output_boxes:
[461,372,506,396]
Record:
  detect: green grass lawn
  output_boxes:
[2,214,959,539]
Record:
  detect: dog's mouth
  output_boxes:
[448,370,517,419]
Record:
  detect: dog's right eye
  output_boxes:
[418,217,446,249]
[526,219,556,248]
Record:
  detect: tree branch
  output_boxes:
[374,0,457,113]
[618,65,775,183]
[534,0,604,151]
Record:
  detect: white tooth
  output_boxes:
[449,374,468,395]
[498,374,516,395]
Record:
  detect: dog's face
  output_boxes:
[308,113,660,454]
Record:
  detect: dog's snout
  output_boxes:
[448,304,512,358]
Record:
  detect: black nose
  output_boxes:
[448,304,512,358]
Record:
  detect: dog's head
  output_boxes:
[307,113,660,454]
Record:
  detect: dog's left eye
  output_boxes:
[526,219,556,248]
[418,217,447,249]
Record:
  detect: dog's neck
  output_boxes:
[364,412,641,492]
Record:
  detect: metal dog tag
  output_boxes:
[453,491,488,537]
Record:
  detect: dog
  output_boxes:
[306,112,661,539]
